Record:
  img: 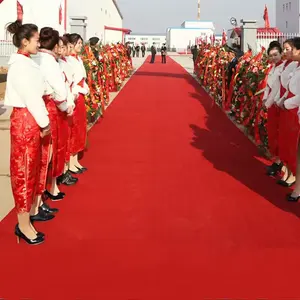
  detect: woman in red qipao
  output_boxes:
[4,20,50,245]
[56,36,79,186]
[66,33,89,175]
[274,40,298,187]
[36,27,71,209]
[279,37,300,201]
[263,42,284,177]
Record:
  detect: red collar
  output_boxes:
[39,49,58,61]
[275,60,283,67]
[60,56,67,62]
[70,53,79,60]
[17,50,30,58]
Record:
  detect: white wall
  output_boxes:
[68,0,123,42]
[125,34,166,47]
[0,0,67,40]
[0,0,20,40]
[276,0,299,33]
[168,28,214,50]
[181,21,215,30]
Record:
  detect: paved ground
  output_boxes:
[0,55,147,221]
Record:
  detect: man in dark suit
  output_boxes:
[141,44,146,57]
[150,43,156,63]
[161,43,167,64]
[135,44,140,57]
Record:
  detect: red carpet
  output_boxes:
[1,57,300,299]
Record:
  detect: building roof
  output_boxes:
[112,0,123,20]
[128,33,166,36]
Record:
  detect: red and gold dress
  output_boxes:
[279,62,300,174]
[68,54,89,155]
[37,50,68,194]
[5,51,49,213]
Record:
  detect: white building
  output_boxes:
[68,0,128,43]
[276,0,299,32]
[0,0,127,43]
[124,34,166,49]
[166,21,215,52]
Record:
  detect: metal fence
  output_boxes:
[256,32,300,51]
[0,40,15,57]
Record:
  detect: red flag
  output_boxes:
[17,1,23,22]
[263,5,270,28]
[222,29,227,45]
[59,2,63,25]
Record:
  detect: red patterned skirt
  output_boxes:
[70,93,87,155]
[278,108,300,174]
[267,105,281,157]
[10,108,41,213]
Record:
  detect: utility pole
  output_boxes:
[197,0,200,20]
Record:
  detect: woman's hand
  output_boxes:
[40,125,51,138]
[66,106,74,116]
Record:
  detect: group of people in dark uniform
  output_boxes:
[126,42,167,64]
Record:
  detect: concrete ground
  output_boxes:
[0,55,147,221]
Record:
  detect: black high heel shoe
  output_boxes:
[277,170,296,187]
[15,224,44,238]
[287,193,300,202]
[15,225,45,245]
[266,162,283,176]
[76,166,87,173]
[57,171,78,186]
[40,202,59,214]
[44,190,65,201]
[30,207,55,222]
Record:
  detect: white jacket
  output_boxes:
[4,53,49,128]
[67,55,89,97]
[35,50,68,112]
[275,60,298,105]
[284,63,300,111]
[59,57,75,108]
[264,61,284,108]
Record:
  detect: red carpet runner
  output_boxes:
[1,57,300,298]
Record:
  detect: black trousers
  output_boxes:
[150,54,156,63]
[161,55,166,64]
[142,51,145,57]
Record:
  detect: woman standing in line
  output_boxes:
[275,39,298,187]
[56,36,79,186]
[5,20,50,244]
[263,42,284,177]
[66,33,89,174]
[279,37,300,201]
[36,27,70,207]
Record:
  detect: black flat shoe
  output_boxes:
[30,208,55,222]
[40,203,59,214]
[15,224,45,245]
[266,162,283,176]
[44,190,65,201]
[287,193,300,202]
[277,179,296,187]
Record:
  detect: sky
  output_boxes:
[118,0,275,34]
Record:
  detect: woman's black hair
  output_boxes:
[39,27,60,50]
[283,38,294,48]
[66,33,83,45]
[267,40,282,55]
[59,35,69,46]
[6,20,38,48]
[292,37,300,50]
